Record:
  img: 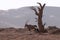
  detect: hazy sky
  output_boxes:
[0,0,60,10]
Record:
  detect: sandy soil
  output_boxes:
[0,28,60,40]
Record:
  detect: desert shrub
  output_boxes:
[47,26,60,34]
[0,28,5,32]
[47,26,58,30]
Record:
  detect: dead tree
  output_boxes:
[31,2,46,33]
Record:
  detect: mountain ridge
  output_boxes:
[0,6,60,28]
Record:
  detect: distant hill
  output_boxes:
[0,6,60,28]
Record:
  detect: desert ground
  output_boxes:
[0,27,60,40]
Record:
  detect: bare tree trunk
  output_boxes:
[38,8,44,32]
[38,17,44,32]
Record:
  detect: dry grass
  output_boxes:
[0,28,60,40]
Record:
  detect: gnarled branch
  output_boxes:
[37,2,42,8]
[37,7,41,12]
[30,7,39,15]
[42,4,46,10]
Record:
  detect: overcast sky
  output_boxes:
[0,0,60,10]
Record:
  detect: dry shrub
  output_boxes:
[47,26,60,34]
[0,28,5,32]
